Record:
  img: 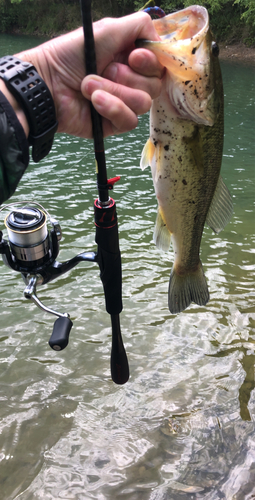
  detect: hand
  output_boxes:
[15,12,164,138]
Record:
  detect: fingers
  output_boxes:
[95,12,161,56]
[83,74,152,114]
[128,49,165,79]
[82,74,152,136]
[94,12,162,75]
[102,61,162,100]
[118,11,160,42]
[82,44,163,136]
[91,90,139,136]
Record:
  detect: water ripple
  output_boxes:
[0,40,254,500]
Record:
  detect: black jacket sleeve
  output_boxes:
[0,91,29,206]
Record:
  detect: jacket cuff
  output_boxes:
[0,90,29,205]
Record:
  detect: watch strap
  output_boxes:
[0,55,58,162]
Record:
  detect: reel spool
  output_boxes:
[4,206,50,267]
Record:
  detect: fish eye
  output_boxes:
[212,41,219,57]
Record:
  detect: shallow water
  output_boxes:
[0,35,255,499]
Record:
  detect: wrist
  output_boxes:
[0,79,29,138]
[0,56,58,162]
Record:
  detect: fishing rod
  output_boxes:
[80,0,129,384]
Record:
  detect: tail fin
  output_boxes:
[168,260,209,314]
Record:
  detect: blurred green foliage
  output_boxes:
[0,0,254,44]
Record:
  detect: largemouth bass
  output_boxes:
[137,5,233,314]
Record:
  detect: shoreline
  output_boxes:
[4,28,255,65]
[219,43,255,65]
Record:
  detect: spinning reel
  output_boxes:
[0,202,97,351]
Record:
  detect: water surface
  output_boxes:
[0,35,254,499]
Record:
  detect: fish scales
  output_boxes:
[138,5,232,313]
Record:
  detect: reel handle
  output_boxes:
[49,316,73,351]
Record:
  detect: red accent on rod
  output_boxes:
[107,176,121,190]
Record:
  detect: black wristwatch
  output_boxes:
[0,55,58,162]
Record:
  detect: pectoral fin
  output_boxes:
[153,206,171,251]
[140,138,155,171]
[206,175,233,234]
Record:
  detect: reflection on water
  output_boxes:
[210,335,255,422]
[0,34,255,499]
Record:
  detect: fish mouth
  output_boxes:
[154,5,208,41]
[136,5,209,63]
[136,6,217,126]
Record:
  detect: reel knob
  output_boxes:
[49,316,73,351]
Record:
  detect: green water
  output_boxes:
[0,34,254,499]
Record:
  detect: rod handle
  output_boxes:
[111,314,129,385]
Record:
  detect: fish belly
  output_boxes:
[150,103,207,271]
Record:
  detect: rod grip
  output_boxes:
[49,316,73,351]
[95,200,122,315]
[111,314,129,385]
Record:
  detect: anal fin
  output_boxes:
[153,207,171,251]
